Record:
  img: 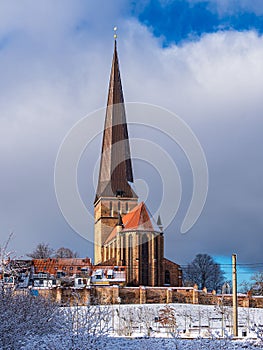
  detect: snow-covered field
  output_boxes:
[100,303,263,349]
[101,337,263,350]
[3,298,263,349]
[108,303,263,338]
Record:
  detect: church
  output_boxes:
[94,38,182,287]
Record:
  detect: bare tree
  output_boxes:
[22,293,111,349]
[183,254,225,292]
[0,233,15,290]
[136,305,156,336]
[239,280,252,294]
[27,242,54,259]
[0,235,60,349]
[250,272,263,295]
[55,247,78,258]
[158,305,177,334]
[0,290,61,349]
[117,306,137,336]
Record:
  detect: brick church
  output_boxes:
[94,39,182,287]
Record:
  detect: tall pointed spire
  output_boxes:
[95,39,137,201]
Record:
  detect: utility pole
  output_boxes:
[232,254,238,336]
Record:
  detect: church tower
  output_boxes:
[94,40,138,265]
[93,38,182,288]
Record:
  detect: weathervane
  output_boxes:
[113,26,117,39]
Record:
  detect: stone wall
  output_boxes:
[29,286,263,308]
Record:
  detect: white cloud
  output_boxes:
[0,3,262,266]
[188,0,263,16]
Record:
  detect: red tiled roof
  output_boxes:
[104,202,158,245]
[33,258,91,276]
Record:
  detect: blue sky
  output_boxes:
[134,0,263,45]
[0,1,262,288]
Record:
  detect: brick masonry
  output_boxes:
[31,286,263,308]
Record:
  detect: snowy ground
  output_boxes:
[15,302,263,349]
[97,303,263,349]
[102,337,263,350]
[107,303,263,338]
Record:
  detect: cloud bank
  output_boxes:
[0,2,262,272]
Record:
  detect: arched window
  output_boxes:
[154,236,158,260]
[154,237,158,285]
[121,235,126,265]
[126,202,129,213]
[109,201,113,216]
[128,235,133,283]
[165,270,171,285]
[141,234,149,286]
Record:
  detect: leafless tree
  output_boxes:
[58,294,111,349]
[27,242,54,259]
[158,305,177,334]
[117,306,137,336]
[55,247,78,258]
[239,280,252,294]
[0,233,15,284]
[250,272,263,295]
[183,254,225,292]
[0,235,60,349]
[0,290,61,349]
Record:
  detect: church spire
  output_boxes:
[95,39,137,202]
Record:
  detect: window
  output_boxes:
[109,201,113,216]
[62,266,66,270]
[154,237,158,286]
[141,234,149,286]
[70,267,73,270]
[128,235,133,283]
[165,270,171,285]
[126,202,129,213]
[77,267,81,271]
[78,279,82,285]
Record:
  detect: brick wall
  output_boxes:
[162,258,182,286]
[29,286,263,308]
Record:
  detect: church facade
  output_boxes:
[94,40,182,287]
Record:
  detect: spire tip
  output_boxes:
[113,26,118,40]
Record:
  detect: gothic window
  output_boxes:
[154,236,158,286]
[122,235,126,265]
[109,201,113,216]
[128,234,133,283]
[141,234,149,286]
[154,236,158,260]
[126,202,129,213]
[165,270,171,285]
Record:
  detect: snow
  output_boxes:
[2,294,263,349]
[106,303,263,338]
